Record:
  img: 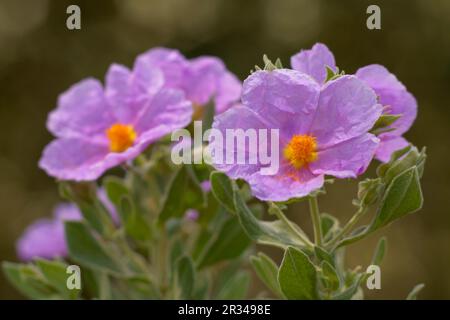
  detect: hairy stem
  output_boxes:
[325,206,368,249]
[270,202,314,248]
[309,196,323,246]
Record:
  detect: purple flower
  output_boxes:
[136,47,242,115]
[16,190,118,261]
[291,43,417,162]
[211,69,382,201]
[184,209,200,221]
[16,203,81,261]
[200,180,211,193]
[39,58,193,181]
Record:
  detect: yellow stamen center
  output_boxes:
[284,134,318,169]
[106,124,137,153]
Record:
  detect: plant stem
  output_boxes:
[325,206,368,249]
[309,196,323,246]
[270,203,314,248]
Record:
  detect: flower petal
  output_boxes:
[135,47,189,89]
[310,133,379,178]
[375,136,409,163]
[39,136,159,181]
[290,43,337,84]
[241,69,320,140]
[210,105,270,179]
[105,62,164,124]
[39,138,109,181]
[183,56,225,105]
[47,79,115,138]
[214,71,242,114]
[248,167,324,201]
[310,75,382,148]
[134,88,192,137]
[356,64,417,136]
[16,219,66,261]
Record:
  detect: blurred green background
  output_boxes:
[0,0,449,299]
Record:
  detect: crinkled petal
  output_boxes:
[310,75,382,148]
[310,133,379,178]
[105,63,164,124]
[39,138,110,181]
[248,166,324,201]
[183,56,225,105]
[47,79,115,138]
[356,64,417,136]
[214,71,242,114]
[241,69,320,141]
[356,64,406,92]
[39,136,160,181]
[210,105,273,179]
[375,136,409,163]
[290,43,337,84]
[134,88,192,137]
[135,47,189,88]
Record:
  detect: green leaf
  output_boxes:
[371,237,387,266]
[210,171,235,214]
[175,256,195,299]
[234,185,307,249]
[406,283,425,300]
[325,65,337,82]
[383,147,426,184]
[103,176,129,207]
[197,217,251,268]
[321,260,340,291]
[158,166,189,223]
[372,167,423,230]
[2,262,56,299]
[356,178,383,207]
[314,246,335,267]
[275,58,283,69]
[65,221,122,274]
[278,247,318,300]
[321,213,340,242]
[370,114,401,135]
[263,54,277,71]
[215,271,250,299]
[119,195,152,241]
[250,252,283,298]
[36,259,80,299]
[337,163,424,248]
[59,182,113,235]
[376,145,412,177]
[332,274,363,300]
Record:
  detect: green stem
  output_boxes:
[270,203,314,248]
[309,196,323,246]
[325,206,368,249]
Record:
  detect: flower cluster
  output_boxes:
[39,48,241,182]
[8,44,424,301]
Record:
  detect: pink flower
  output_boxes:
[39,59,192,181]
[211,69,382,201]
[291,43,417,162]
[17,190,118,261]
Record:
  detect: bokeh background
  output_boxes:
[0,0,449,299]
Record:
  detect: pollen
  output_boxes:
[284,134,318,169]
[106,123,137,153]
